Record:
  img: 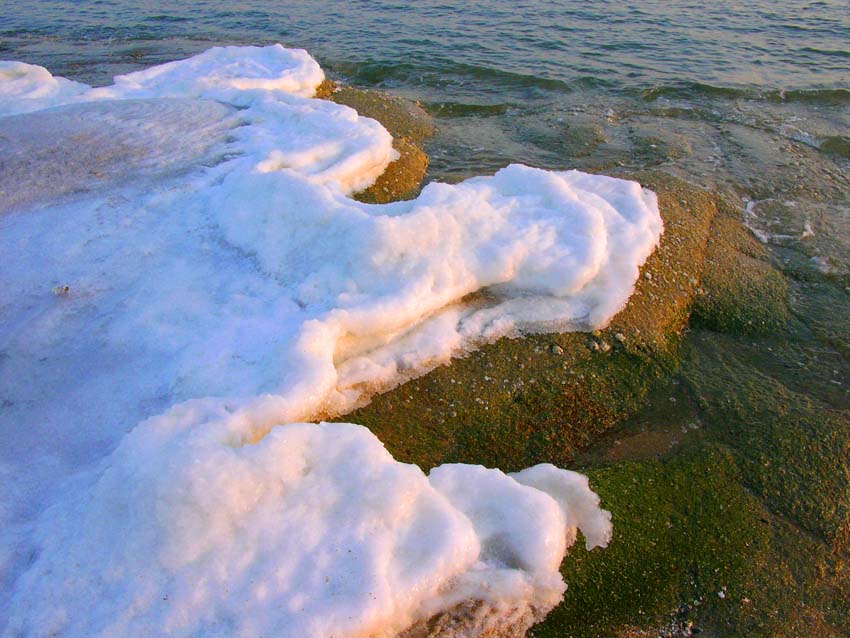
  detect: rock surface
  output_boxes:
[326,83,433,203]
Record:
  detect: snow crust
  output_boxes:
[4,416,610,638]
[89,44,325,100]
[0,45,656,636]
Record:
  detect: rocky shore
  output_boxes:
[327,83,850,638]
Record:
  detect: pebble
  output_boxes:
[549,344,564,355]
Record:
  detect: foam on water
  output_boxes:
[0,46,661,637]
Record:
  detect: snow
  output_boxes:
[3,416,610,638]
[0,45,657,636]
[0,61,88,115]
[89,44,325,100]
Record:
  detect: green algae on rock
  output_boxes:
[682,329,850,551]
[343,173,724,472]
[318,85,848,637]
[691,201,790,336]
[534,447,772,638]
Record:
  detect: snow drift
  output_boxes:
[0,45,661,637]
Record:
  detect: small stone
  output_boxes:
[588,340,601,352]
[644,271,653,281]
[549,344,564,355]
[600,341,611,353]
[614,332,626,343]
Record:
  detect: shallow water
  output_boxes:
[4,0,848,277]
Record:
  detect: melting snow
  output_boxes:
[0,45,661,637]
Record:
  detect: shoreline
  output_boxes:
[327,83,850,637]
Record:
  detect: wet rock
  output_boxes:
[322,84,434,203]
[343,172,721,471]
[692,200,790,336]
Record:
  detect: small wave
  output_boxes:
[142,15,190,24]
[572,75,618,90]
[639,82,850,108]
[640,82,749,101]
[420,101,517,118]
[800,46,850,59]
[647,105,724,122]
[335,58,574,94]
[766,88,850,105]
[819,136,850,158]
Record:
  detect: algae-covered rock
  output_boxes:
[329,85,435,142]
[536,440,849,638]
[682,330,850,551]
[788,278,850,360]
[323,86,848,637]
[326,84,434,203]
[692,200,790,335]
[535,446,771,638]
[343,173,723,471]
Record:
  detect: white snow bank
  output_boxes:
[3,416,610,638]
[0,45,653,636]
[0,44,324,117]
[0,61,89,115]
[0,45,392,195]
[206,163,661,422]
[89,44,325,100]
